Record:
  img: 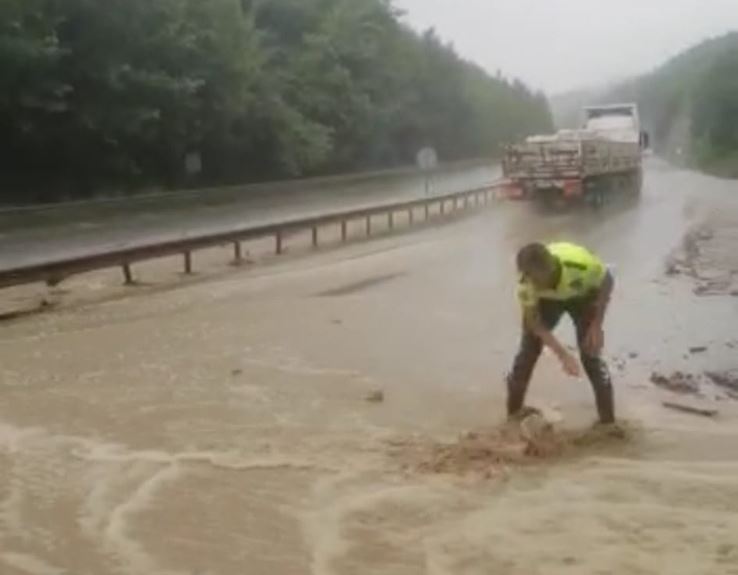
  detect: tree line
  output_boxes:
[0,0,553,203]
[602,32,738,177]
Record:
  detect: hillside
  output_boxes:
[598,33,738,176]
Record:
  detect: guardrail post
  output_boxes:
[122,263,134,285]
[424,204,430,221]
[233,241,243,264]
[464,195,469,209]
[341,221,348,242]
[388,212,394,230]
[440,200,446,215]
[408,208,414,225]
[184,251,193,274]
[312,226,318,248]
[366,216,372,237]
[276,231,283,255]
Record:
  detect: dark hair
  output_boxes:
[517,243,551,274]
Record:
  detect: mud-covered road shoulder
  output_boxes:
[666,192,738,296]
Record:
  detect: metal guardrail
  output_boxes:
[0,183,500,291]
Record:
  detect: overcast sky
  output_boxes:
[394,0,738,95]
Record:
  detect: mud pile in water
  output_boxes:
[389,415,633,479]
[705,370,738,395]
[650,371,702,395]
[650,370,738,400]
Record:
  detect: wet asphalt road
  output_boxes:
[0,164,499,270]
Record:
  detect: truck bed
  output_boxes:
[503,134,641,182]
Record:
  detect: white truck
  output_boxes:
[502,104,648,205]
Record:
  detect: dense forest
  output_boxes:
[552,33,738,178]
[0,0,553,203]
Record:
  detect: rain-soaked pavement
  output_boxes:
[1,158,737,574]
[0,164,499,270]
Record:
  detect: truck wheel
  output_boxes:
[592,188,604,208]
[633,169,644,195]
[539,188,557,209]
[584,179,604,208]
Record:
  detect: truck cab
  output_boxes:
[583,104,643,145]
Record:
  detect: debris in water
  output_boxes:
[518,412,560,456]
[694,278,733,296]
[689,346,708,354]
[0,302,56,322]
[231,368,243,376]
[650,371,701,395]
[570,422,630,445]
[365,390,385,403]
[705,371,738,394]
[664,258,683,277]
[509,405,543,421]
[666,224,736,296]
[662,401,718,418]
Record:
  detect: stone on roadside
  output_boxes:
[650,371,701,395]
[365,389,385,403]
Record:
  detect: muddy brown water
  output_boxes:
[1,158,738,574]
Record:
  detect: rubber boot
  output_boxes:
[581,354,615,424]
[506,333,543,418]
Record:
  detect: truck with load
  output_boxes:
[501,104,648,206]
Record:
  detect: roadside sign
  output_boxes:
[416,147,438,171]
[416,147,438,195]
[185,152,202,176]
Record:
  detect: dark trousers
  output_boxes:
[507,295,615,423]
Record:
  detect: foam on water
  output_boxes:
[0,417,340,574]
[0,551,66,575]
[102,463,185,575]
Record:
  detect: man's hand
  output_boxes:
[558,350,582,377]
[583,322,604,356]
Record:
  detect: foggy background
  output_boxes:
[395,0,738,94]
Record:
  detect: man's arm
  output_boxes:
[523,307,581,377]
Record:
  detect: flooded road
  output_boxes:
[0,164,499,270]
[1,159,738,574]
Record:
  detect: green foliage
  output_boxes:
[599,32,738,176]
[691,44,738,175]
[0,0,553,202]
